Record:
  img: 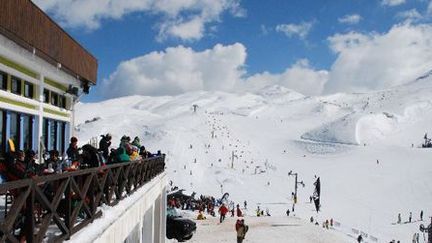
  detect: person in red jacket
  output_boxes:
[218,203,228,223]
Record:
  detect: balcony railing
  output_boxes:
[0,155,165,242]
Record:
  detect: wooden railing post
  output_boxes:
[24,183,35,243]
[65,178,72,240]
[89,173,96,220]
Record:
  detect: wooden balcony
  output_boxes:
[0,156,165,242]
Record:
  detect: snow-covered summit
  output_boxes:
[76,76,432,242]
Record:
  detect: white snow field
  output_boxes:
[76,73,432,242]
[182,216,350,243]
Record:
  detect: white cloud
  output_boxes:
[32,0,246,41]
[338,14,362,24]
[275,21,314,39]
[381,0,406,6]
[103,22,432,98]
[101,43,328,98]
[244,60,329,96]
[157,17,205,42]
[325,23,432,93]
[396,9,422,21]
[102,43,247,97]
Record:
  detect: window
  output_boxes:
[43,118,48,150]
[42,118,67,154]
[0,110,4,156]
[49,120,57,151]
[11,76,21,95]
[0,72,7,90]
[43,89,50,103]
[9,112,19,149]
[24,81,33,99]
[58,122,66,154]
[59,95,67,109]
[22,114,33,151]
[51,92,58,106]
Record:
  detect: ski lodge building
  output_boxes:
[0,0,97,158]
[0,2,167,243]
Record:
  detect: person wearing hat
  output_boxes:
[139,146,152,159]
[132,136,141,148]
[99,133,112,160]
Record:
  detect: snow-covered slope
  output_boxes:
[76,77,432,242]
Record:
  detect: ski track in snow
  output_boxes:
[76,82,432,242]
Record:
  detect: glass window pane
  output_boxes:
[22,115,32,151]
[9,112,19,149]
[49,120,57,151]
[43,118,48,150]
[24,82,33,99]
[11,76,21,95]
[0,72,7,90]
[0,110,3,156]
[62,122,66,153]
[43,89,50,103]
[51,92,58,106]
[58,122,65,154]
[59,95,66,109]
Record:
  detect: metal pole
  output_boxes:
[294,173,298,204]
[231,151,234,168]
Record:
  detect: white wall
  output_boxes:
[69,172,167,243]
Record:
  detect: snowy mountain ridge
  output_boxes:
[76,76,432,242]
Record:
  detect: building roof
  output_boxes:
[0,0,98,84]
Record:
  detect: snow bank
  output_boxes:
[355,113,398,145]
[301,114,359,145]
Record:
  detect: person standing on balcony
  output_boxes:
[132,136,141,148]
[98,133,112,160]
[66,137,80,162]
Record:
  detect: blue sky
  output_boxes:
[33,0,432,102]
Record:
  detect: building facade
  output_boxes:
[0,0,97,159]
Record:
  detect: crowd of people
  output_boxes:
[168,193,217,217]
[0,134,158,183]
[167,189,250,242]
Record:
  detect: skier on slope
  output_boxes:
[218,204,228,223]
[236,204,243,217]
